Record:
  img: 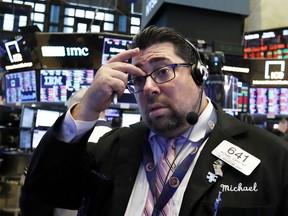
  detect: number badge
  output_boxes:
[212,140,261,176]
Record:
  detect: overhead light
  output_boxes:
[222,66,250,73]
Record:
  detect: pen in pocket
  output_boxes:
[213,191,222,216]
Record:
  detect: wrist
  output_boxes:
[71,103,100,121]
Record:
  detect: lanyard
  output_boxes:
[143,110,217,215]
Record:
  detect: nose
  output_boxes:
[142,76,160,95]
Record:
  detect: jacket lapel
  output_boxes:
[179,105,249,215]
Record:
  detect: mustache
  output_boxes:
[146,95,169,107]
[147,95,157,104]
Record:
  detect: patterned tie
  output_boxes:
[143,137,177,216]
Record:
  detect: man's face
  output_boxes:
[132,42,203,137]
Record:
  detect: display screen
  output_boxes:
[101,36,132,65]
[19,129,32,149]
[205,74,238,110]
[40,69,94,103]
[32,129,47,149]
[121,111,141,127]
[237,82,249,112]
[249,88,288,115]
[105,108,120,122]
[243,27,288,59]
[4,70,37,104]
[36,33,103,69]
[20,106,35,128]
[35,109,62,127]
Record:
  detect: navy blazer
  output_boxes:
[20,104,288,216]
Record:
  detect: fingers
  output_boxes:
[107,47,145,77]
[72,48,144,121]
[108,47,140,63]
[96,47,144,94]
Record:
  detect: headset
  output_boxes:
[184,38,209,86]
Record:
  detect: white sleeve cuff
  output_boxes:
[59,106,97,143]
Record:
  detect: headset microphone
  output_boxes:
[186,111,199,125]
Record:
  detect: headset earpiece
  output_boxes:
[191,60,208,85]
[184,39,209,86]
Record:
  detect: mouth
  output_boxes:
[148,104,168,117]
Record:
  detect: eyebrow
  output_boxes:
[135,57,169,68]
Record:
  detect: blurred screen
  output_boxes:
[4,70,37,104]
[32,129,47,149]
[121,112,141,127]
[35,109,61,127]
[40,69,94,103]
[249,87,288,115]
[20,106,35,128]
[19,129,32,149]
[101,36,132,65]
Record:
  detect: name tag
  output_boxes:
[212,140,261,176]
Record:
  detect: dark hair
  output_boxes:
[130,25,197,64]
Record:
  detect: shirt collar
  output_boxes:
[188,97,214,142]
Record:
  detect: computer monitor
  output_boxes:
[19,106,35,128]
[121,111,141,127]
[19,129,32,149]
[32,129,47,149]
[101,36,132,65]
[35,108,62,128]
[40,69,94,103]
[4,70,37,104]
[105,108,121,122]
[205,74,239,110]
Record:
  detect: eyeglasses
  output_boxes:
[127,63,192,93]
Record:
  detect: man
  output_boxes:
[20,26,288,216]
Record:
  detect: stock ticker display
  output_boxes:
[40,69,94,102]
[249,87,288,115]
[237,82,249,112]
[244,27,288,59]
[4,70,37,104]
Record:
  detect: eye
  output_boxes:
[155,66,170,77]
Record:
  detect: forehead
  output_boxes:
[132,42,183,66]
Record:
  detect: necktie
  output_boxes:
[143,137,177,216]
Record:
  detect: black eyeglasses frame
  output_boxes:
[127,63,192,94]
